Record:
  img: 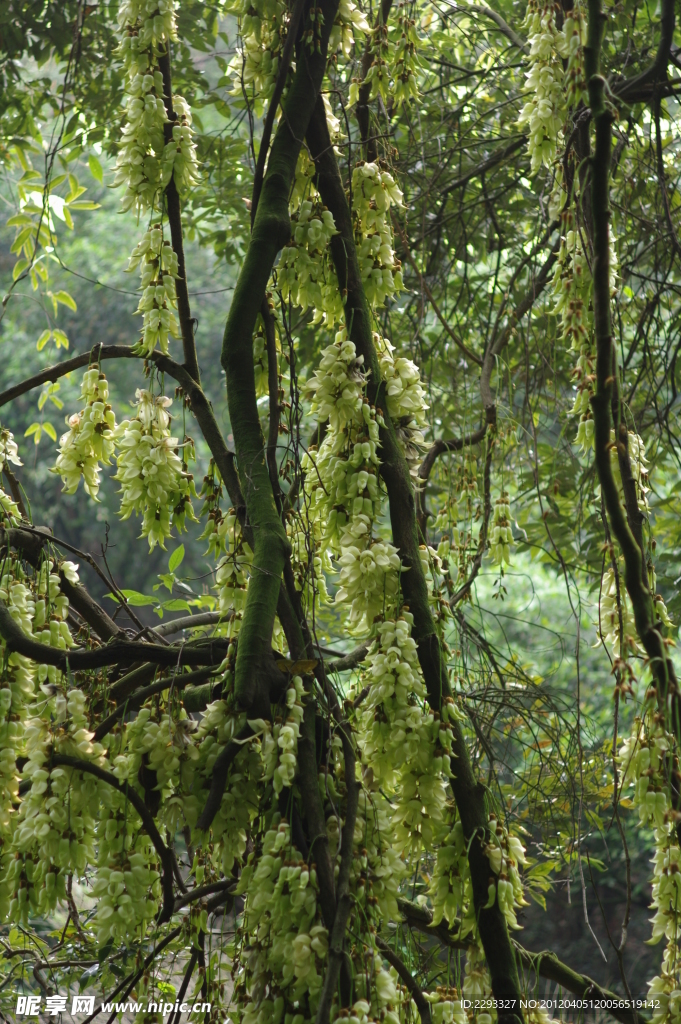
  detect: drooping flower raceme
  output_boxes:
[113,389,196,549]
[114,0,199,214]
[54,367,116,499]
[127,224,180,357]
[0,429,23,524]
[352,161,405,307]
[518,0,567,172]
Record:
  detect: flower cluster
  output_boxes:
[518,0,567,172]
[191,695,263,874]
[55,367,116,499]
[278,200,343,326]
[352,162,404,307]
[348,5,419,108]
[8,688,101,924]
[563,7,586,106]
[391,6,420,107]
[618,716,681,1022]
[483,815,529,931]
[227,0,289,100]
[305,330,365,431]
[0,429,23,525]
[489,492,513,566]
[90,798,161,946]
[609,428,649,511]
[328,0,370,57]
[114,389,196,549]
[374,333,427,477]
[619,722,671,828]
[269,674,305,793]
[215,509,253,626]
[356,614,454,850]
[428,819,472,930]
[232,818,327,1024]
[114,0,198,213]
[127,224,180,357]
[598,566,638,655]
[336,530,401,632]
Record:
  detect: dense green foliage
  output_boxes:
[0,0,680,1022]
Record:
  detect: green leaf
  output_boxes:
[107,589,157,607]
[36,329,52,351]
[88,154,104,183]
[42,422,57,442]
[168,545,185,572]
[67,200,101,210]
[6,213,34,228]
[65,185,87,204]
[24,423,42,444]
[161,599,192,613]
[52,329,70,350]
[47,174,68,191]
[54,290,77,312]
[12,258,28,281]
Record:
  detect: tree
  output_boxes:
[0,0,680,1021]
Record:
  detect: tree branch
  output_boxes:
[397,898,649,1024]
[196,722,254,831]
[49,754,175,924]
[0,603,227,671]
[375,938,432,1024]
[220,0,341,719]
[0,345,138,409]
[92,667,218,742]
[615,0,675,101]
[0,526,122,641]
[250,0,307,221]
[307,96,524,1024]
[173,880,235,914]
[460,4,529,51]
[440,137,528,198]
[325,642,369,673]
[587,0,681,748]
[158,47,200,384]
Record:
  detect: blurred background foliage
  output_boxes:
[1,0,680,1003]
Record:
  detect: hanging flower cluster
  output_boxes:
[598,565,639,655]
[90,797,161,946]
[232,818,328,1024]
[618,715,681,1022]
[563,7,586,105]
[482,815,529,931]
[489,492,513,566]
[114,389,196,549]
[192,694,262,875]
[215,509,253,624]
[374,332,427,477]
[355,613,453,851]
[55,366,117,499]
[278,200,344,326]
[352,162,404,307]
[0,429,24,525]
[127,224,180,357]
[114,0,198,213]
[392,6,421,107]
[608,428,649,511]
[518,0,567,172]
[329,0,370,56]
[8,685,101,925]
[350,17,390,106]
[348,4,419,108]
